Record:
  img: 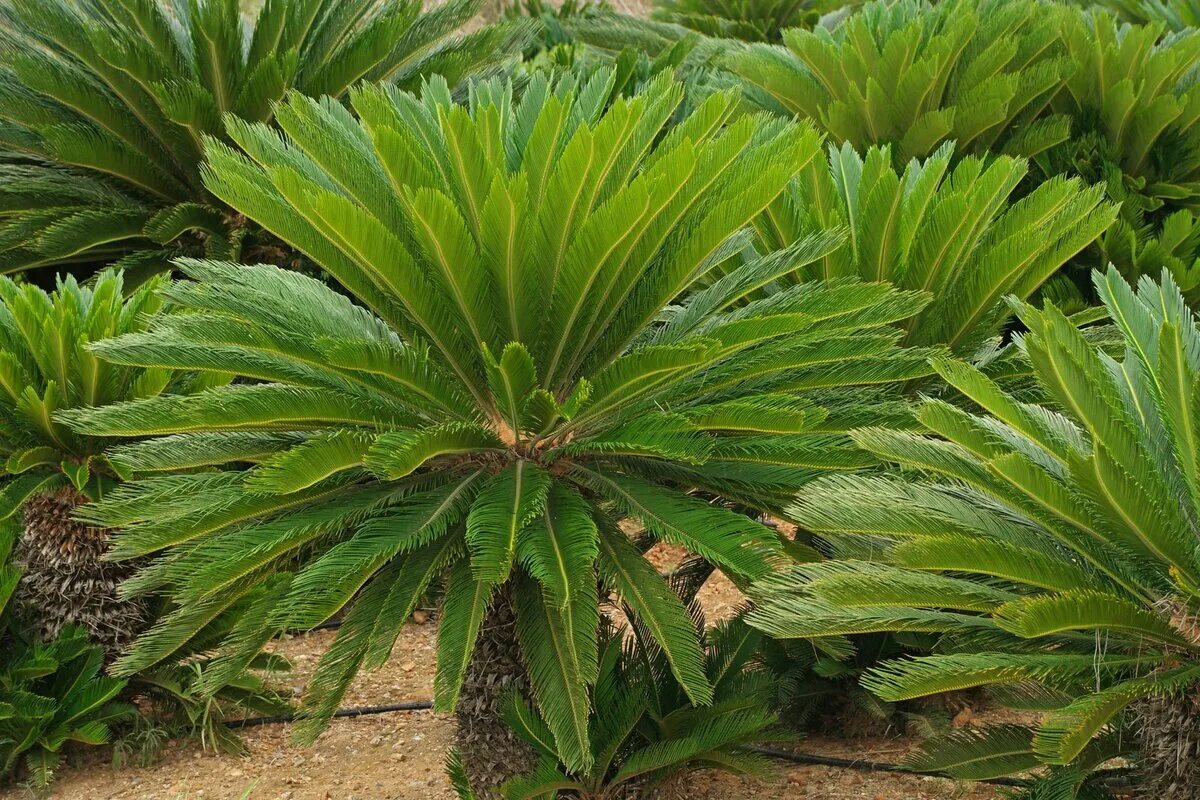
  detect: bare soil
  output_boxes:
[12,549,1002,800]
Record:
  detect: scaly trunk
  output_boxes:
[454,585,540,798]
[13,487,146,657]
[1135,686,1200,800]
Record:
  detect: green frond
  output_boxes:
[514,574,599,773]
[597,518,713,705]
[903,725,1041,780]
[465,460,552,585]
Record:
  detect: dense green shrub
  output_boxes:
[0,520,133,792]
[755,141,1116,355]
[63,71,944,792]
[0,0,528,280]
[651,0,839,41]
[750,269,1200,797]
[728,0,1072,162]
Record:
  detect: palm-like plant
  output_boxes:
[755,142,1117,356]
[1016,9,1200,326]
[0,521,133,792]
[650,0,840,42]
[0,0,529,280]
[749,269,1200,798]
[1092,0,1200,35]
[490,613,783,799]
[727,0,1072,163]
[1042,11,1200,224]
[0,270,222,655]
[64,72,939,793]
[1098,211,1200,305]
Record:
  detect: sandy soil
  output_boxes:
[12,551,1002,800]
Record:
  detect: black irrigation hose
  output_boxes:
[225,702,1025,788]
[226,701,433,730]
[310,618,343,632]
[743,745,1024,788]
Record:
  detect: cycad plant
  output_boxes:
[755,142,1117,356]
[1097,211,1200,305]
[0,270,223,655]
[0,521,133,792]
[1044,11,1200,224]
[64,71,939,793]
[728,0,1072,163]
[487,613,783,799]
[1097,0,1200,30]
[1043,10,1200,301]
[0,0,528,280]
[650,0,839,42]
[749,269,1200,798]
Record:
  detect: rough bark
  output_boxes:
[453,585,541,798]
[13,486,146,657]
[1135,686,1200,800]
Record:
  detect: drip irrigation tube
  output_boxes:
[225,702,1026,787]
[226,701,433,729]
[743,745,1024,787]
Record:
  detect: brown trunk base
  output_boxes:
[14,487,146,657]
[454,586,541,798]
[1135,686,1200,800]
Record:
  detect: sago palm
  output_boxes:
[727,0,1073,162]
[1033,10,1200,307]
[1104,0,1200,29]
[754,141,1117,356]
[1098,211,1200,305]
[1044,11,1200,223]
[0,0,528,280]
[490,612,783,799]
[650,0,841,42]
[750,269,1200,798]
[0,270,222,655]
[0,525,132,792]
[64,71,940,793]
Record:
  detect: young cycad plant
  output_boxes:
[1097,0,1200,29]
[64,71,939,793]
[755,142,1117,356]
[0,270,222,655]
[489,613,783,799]
[1044,11,1200,224]
[749,269,1200,798]
[727,0,1072,162]
[0,521,133,792]
[0,0,528,280]
[650,0,837,42]
[1032,10,1200,305]
[1097,211,1200,305]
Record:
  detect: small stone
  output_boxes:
[951,706,975,728]
[370,735,384,746]
[400,661,415,672]
[412,610,429,624]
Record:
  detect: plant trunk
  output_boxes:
[1135,685,1200,800]
[454,584,540,798]
[13,486,146,657]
